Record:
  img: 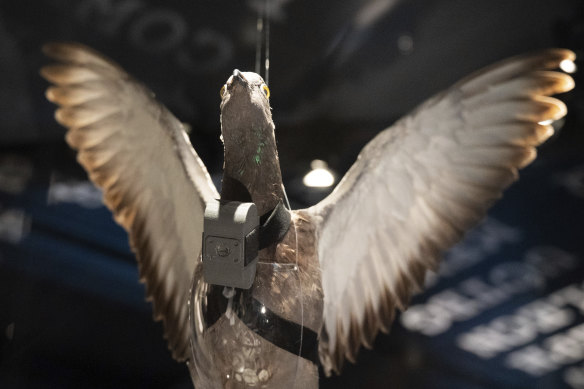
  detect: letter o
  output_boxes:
[129,10,187,53]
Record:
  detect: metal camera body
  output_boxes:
[202,200,259,289]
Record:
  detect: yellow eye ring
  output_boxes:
[220,84,226,98]
[262,84,270,99]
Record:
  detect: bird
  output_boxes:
[41,42,575,388]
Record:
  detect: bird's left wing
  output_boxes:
[41,43,219,361]
[307,49,575,374]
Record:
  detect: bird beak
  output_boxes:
[228,69,247,88]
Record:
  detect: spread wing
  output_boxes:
[308,49,575,374]
[41,43,219,361]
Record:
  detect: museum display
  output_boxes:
[38,41,575,388]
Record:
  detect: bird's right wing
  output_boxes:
[308,49,575,374]
[41,43,219,361]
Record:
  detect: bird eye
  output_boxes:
[262,84,270,99]
[220,85,226,98]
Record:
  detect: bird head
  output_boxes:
[219,70,273,148]
[217,70,283,212]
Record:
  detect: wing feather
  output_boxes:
[41,42,219,361]
[309,49,575,374]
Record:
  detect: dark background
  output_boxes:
[1,0,584,388]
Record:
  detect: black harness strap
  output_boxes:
[221,175,252,202]
[245,201,291,265]
[221,175,291,261]
[241,295,320,365]
[258,201,291,249]
[209,176,318,364]
[205,286,320,365]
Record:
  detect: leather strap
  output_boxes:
[205,286,320,365]
[245,201,291,265]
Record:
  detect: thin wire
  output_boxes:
[292,214,304,380]
[264,0,271,85]
[255,14,263,74]
[281,183,291,210]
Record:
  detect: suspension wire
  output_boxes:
[254,0,271,84]
[255,12,263,74]
[264,0,271,85]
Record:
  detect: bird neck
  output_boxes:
[221,131,285,216]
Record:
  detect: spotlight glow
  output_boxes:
[303,160,335,188]
[560,59,577,74]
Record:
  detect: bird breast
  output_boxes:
[189,211,324,388]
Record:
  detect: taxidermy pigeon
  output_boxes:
[41,43,574,388]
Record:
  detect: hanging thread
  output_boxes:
[255,15,263,75]
[255,0,271,85]
[264,0,270,85]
